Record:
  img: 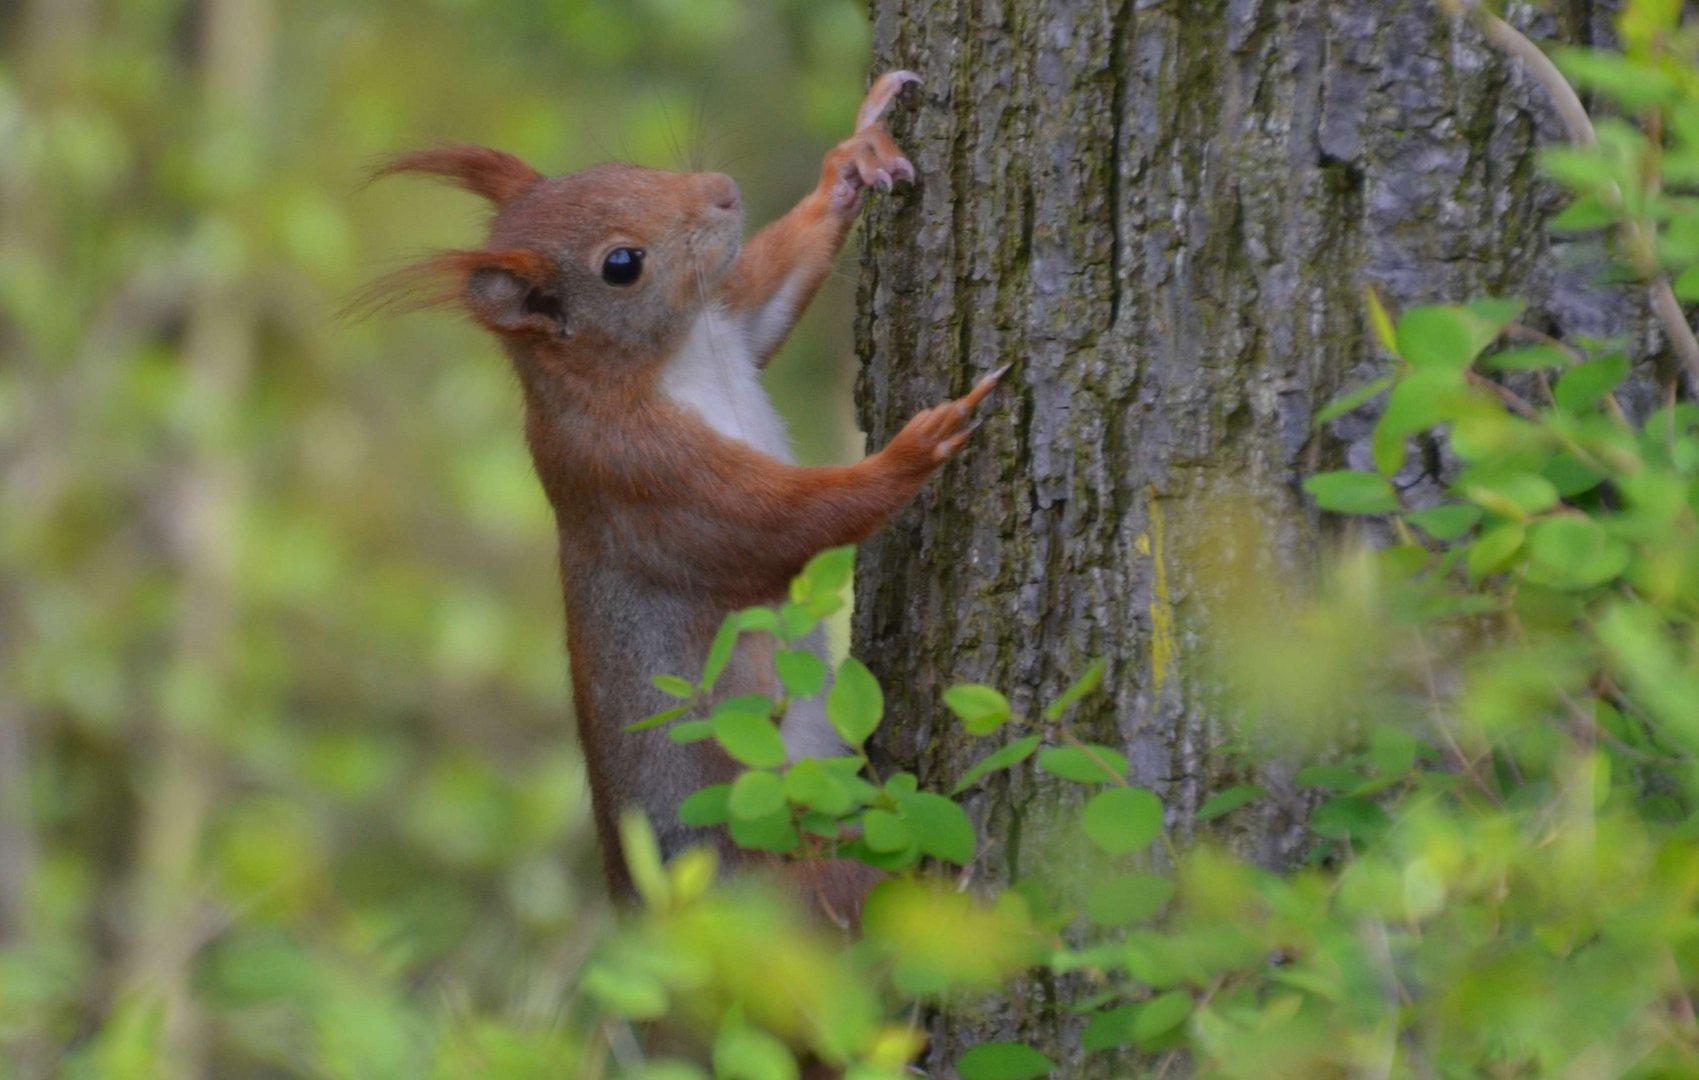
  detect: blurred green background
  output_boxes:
[0,1,869,1074]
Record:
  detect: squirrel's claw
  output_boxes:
[826,71,920,213]
[827,127,916,212]
[893,365,1009,467]
[855,70,921,134]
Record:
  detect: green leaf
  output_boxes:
[1618,0,1682,53]
[1544,452,1605,498]
[1526,516,1632,589]
[1037,744,1128,785]
[713,1021,798,1080]
[794,545,855,601]
[1294,765,1363,791]
[582,964,669,1020]
[733,606,780,635]
[943,684,1013,735]
[1553,45,1681,108]
[774,650,826,698]
[1467,522,1527,581]
[1196,784,1266,821]
[827,657,883,746]
[1085,872,1176,926]
[783,759,853,816]
[1553,352,1630,412]
[1315,375,1394,425]
[1404,503,1482,542]
[626,704,692,732]
[1398,305,1489,371]
[1674,265,1699,302]
[729,771,785,820]
[1482,344,1569,371]
[803,588,843,620]
[1539,144,1619,190]
[1042,658,1106,721]
[650,675,695,700]
[1311,796,1391,843]
[1081,1005,1138,1051]
[862,809,911,853]
[1132,990,1193,1044]
[897,791,977,864]
[1465,297,1527,328]
[797,812,841,839]
[1620,469,1687,529]
[700,617,742,692]
[953,734,1042,794]
[776,601,817,641]
[619,810,668,909]
[1365,286,1398,353]
[729,809,799,853]
[1461,471,1559,518]
[1549,192,1618,232]
[1080,787,1164,854]
[1373,368,1468,474]
[956,1043,1054,1080]
[820,756,880,797]
[1369,726,1418,776]
[713,707,786,769]
[1303,470,1399,514]
[884,773,919,798]
[678,784,732,827]
[667,720,714,744]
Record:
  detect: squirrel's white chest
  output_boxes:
[659,309,794,463]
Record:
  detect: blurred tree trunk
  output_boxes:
[854,1,1653,1073]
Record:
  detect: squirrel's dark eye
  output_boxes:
[601,247,644,286]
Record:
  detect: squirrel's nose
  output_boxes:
[704,172,741,212]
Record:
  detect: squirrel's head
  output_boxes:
[359,145,743,373]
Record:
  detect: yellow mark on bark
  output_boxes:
[1141,489,1175,697]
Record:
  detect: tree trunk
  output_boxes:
[853,1,1651,1073]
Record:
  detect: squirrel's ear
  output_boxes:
[465,258,569,337]
[369,144,543,206]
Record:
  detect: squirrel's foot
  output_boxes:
[826,71,921,213]
[891,365,1009,468]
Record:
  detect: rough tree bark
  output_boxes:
[853,1,1659,1074]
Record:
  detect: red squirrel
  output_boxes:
[368,72,1002,914]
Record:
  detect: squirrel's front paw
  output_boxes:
[889,365,1009,472]
[825,70,921,213]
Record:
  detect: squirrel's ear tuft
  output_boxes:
[342,248,558,331]
[368,144,543,206]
